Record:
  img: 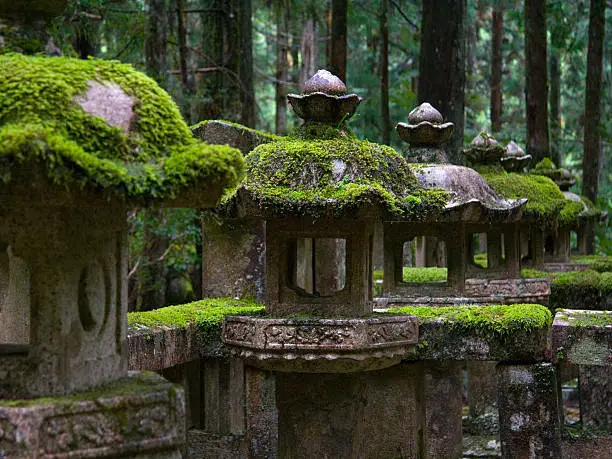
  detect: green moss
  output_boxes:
[549,270,611,310]
[222,122,449,218]
[559,199,586,227]
[0,371,171,408]
[483,171,566,225]
[552,270,600,288]
[520,268,554,278]
[0,53,244,201]
[128,297,265,342]
[571,255,611,272]
[534,158,556,170]
[191,119,282,144]
[557,309,612,328]
[392,303,552,338]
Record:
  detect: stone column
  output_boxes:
[0,245,30,345]
[276,363,423,458]
[497,363,561,458]
[487,231,503,269]
[423,361,463,458]
[246,366,278,458]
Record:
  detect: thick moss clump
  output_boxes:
[571,255,611,273]
[482,171,566,225]
[0,53,244,201]
[394,303,552,339]
[223,122,449,218]
[127,297,265,337]
[549,270,612,310]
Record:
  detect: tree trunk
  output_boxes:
[380,0,390,145]
[418,0,466,164]
[275,1,290,135]
[144,0,168,87]
[329,0,348,80]
[549,47,561,166]
[176,0,192,95]
[490,4,503,133]
[300,18,317,88]
[236,0,256,127]
[524,0,549,163]
[582,0,606,254]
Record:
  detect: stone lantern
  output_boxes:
[501,141,532,172]
[464,131,506,166]
[0,54,243,457]
[381,106,536,304]
[219,70,427,457]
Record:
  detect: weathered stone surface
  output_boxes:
[187,430,247,459]
[552,309,612,366]
[192,120,278,156]
[0,203,127,398]
[0,372,185,458]
[423,361,463,458]
[222,315,418,373]
[463,278,550,303]
[74,81,136,133]
[497,363,562,459]
[276,363,423,458]
[579,365,612,429]
[466,361,499,435]
[396,102,454,147]
[0,246,30,345]
[245,366,278,458]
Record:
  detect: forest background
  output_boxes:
[48,0,611,310]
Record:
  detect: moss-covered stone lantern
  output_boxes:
[464,132,507,167]
[0,54,243,456]
[501,140,532,172]
[218,70,431,457]
[382,107,549,304]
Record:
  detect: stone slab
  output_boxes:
[0,371,185,458]
[552,309,612,366]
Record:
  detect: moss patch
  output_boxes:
[0,53,244,202]
[392,303,552,339]
[571,255,611,272]
[222,122,449,218]
[482,171,566,225]
[556,309,612,328]
[128,297,265,340]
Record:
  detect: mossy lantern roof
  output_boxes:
[0,54,244,207]
[222,71,449,220]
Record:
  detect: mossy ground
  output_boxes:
[391,303,552,339]
[549,270,612,310]
[222,122,449,218]
[0,53,244,201]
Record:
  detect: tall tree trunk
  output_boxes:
[176,0,192,94]
[524,0,549,163]
[490,4,504,133]
[195,0,223,122]
[236,0,256,127]
[275,1,290,135]
[380,0,390,145]
[329,0,348,80]
[582,0,606,254]
[145,0,168,87]
[549,47,561,166]
[418,0,466,164]
[141,0,169,310]
[300,18,317,88]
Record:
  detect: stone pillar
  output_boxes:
[504,223,521,278]
[246,366,278,458]
[276,363,423,458]
[423,361,463,458]
[467,361,499,434]
[313,238,346,296]
[497,363,561,458]
[579,365,612,428]
[487,232,503,269]
[201,215,266,300]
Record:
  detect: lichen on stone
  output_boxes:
[0,53,244,203]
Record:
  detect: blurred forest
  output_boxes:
[47,0,610,310]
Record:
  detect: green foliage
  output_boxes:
[393,303,552,339]
[0,54,244,201]
[571,255,611,272]
[402,267,448,283]
[483,171,567,225]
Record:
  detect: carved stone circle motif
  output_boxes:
[222,315,418,373]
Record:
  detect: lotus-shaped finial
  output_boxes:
[396,102,454,146]
[464,132,506,165]
[287,70,362,124]
[500,141,532,172]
